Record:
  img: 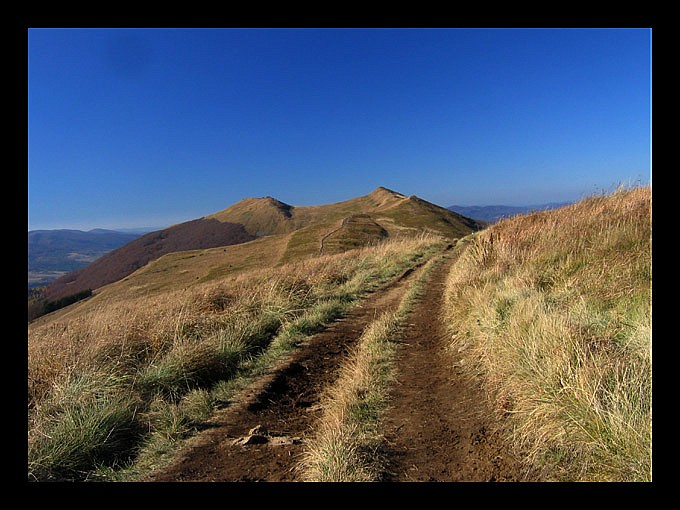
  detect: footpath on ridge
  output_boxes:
[145,245,539,482]
[145,250,429,482]
[380,252,538,481]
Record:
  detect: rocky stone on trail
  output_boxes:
[231,425,303,447]
[249,425,267,436]
[231,425,269,446]
[232,434,269,446]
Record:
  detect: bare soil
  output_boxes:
[380,253,539,481]
[145,247,538,482]
[145,256,425,482]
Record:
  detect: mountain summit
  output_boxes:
[208,187,481,238]
[38,187,484,306]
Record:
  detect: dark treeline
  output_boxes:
[28,289,93,322]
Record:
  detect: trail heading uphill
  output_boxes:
[380,253,536,481]
[146,253,424,482]
[146,247,534,482]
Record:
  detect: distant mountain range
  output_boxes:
[446,202,572,223]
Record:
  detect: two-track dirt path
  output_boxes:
[145,254,428,482]
[145,246,538,482]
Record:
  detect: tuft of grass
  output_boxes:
[301,312,401,481]
[28,371,141,482]
[442,185,651,481]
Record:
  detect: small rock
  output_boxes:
[231,425,270,446]
[269,436,304,446]
[248,424,268,436]
[232,434,269,446]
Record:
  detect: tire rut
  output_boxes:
[144,254,433,482]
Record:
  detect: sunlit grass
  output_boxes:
[28,234,445,481]
[443,185,651,481]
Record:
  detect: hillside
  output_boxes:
[27,186,650,482]
[206,186,484,265]
[42,219,255,302]
[209,187,483,239]
[38,187,484,306]
[28,229,142,287]
[444,186,651,481]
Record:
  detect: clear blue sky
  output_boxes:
[28,28,651,231]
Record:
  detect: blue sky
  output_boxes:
[28,28,651,231]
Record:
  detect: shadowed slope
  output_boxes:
[44,219,255,301]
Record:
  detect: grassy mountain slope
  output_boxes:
[207,186,405,236]
[28,234,446,481]
[34,187,484,317]
[26,186,485,478]
[208,186,484,265]
[443,186,651,481]
[209,186,483,239]
[26,185,649,482]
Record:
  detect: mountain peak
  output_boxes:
[370,186,405,197]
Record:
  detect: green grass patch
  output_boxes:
[28,372,141,481]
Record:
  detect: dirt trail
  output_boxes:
[145,255,427,482]
[380,253,538,481]
[145,247,538,482]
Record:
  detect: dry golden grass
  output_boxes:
[28,234,445,481]
[300,312,401,481]
[300,252,446,481]
[443,186,651,481]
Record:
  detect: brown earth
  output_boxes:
[144,246,538,482]
[380,253,540,482]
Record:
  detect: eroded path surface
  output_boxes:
[145,256,428,482]
[145,247,540,482]
[380,253,538,481]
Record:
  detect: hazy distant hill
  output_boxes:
[28,229,143,288]
[447,203,571,223]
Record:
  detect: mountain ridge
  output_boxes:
[208,187,474,237]
[34,187,485,310]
